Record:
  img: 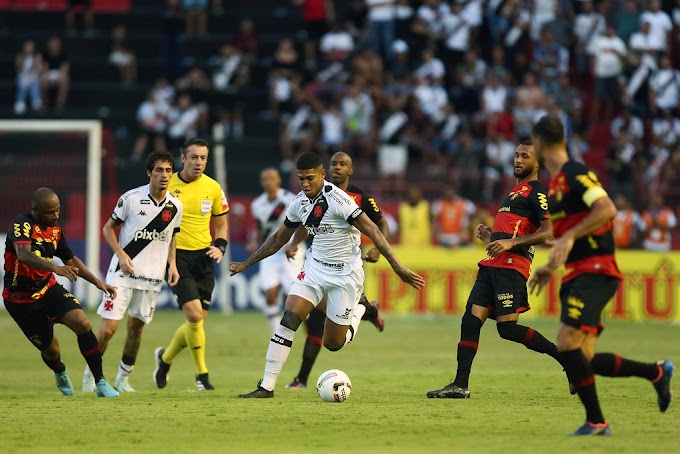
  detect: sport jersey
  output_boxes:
[251,188,297,240]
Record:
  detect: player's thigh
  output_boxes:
[465,266,495,313]
[288,263,324,310]
[97,286,133,321]
[127,289,159,324]
[489,267,530,319]
[282,246,306,291]
[4,299,54,351]
[559,273,620,335]
[325,268,364,327]
[259,255,282,292]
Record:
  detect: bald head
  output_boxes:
[31,187,61,226]
[260,167,281,196]
[329,152,353,187]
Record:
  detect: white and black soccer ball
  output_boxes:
[316,369,352,403]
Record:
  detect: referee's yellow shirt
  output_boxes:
[169,172,229,251]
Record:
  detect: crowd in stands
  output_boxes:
[9,0,680,248]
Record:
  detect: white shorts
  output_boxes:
[97,287,158,324]
[288,260,364,326]
[259,247,305,292]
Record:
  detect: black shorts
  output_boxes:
[303,19,327,41]
[4,284,82,351]
[560,273,620,334]
[595,76,620,100]
[466,266,530,319]
[172,248,215,310]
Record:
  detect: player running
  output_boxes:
[248,167,305,333]
[284,151,387,389]
[528,115,674,436]
[83,151,182,393]
[427,141,563,399]
[3,188,119,397]
[231,152,425,398]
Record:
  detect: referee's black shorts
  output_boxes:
[172,248,215,311]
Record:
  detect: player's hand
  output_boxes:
[285,244,298,261]
[528,266,554,296]
[486,238,515,257]
[55,265,79,282]
[475,224,492,243]
[362,247,381,263]
[116,252,134,275]
[229,261,247,276]
[395,266,425,290]
[546,236,574,269]
[166,263,180,287]
[98,281,117,299]
[246,240,258,254]
[206,245,224,264]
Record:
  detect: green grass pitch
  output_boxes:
[0,310,678,453]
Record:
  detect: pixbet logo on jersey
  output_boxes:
[133,229,169,241]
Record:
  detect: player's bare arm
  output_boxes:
[547,196,616,269]
[14,242,79,282]
[352,213,425,290]
[475,224,493,244]
[64,256,116,298]
[230,223,297,275]
[166,233,179,287]
[487,219,553,258]
[102,217,134,275]
[208,212,228,263]
[363,216,390,263]
[285,225,309,260]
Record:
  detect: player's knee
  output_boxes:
[496,321,517,340]
[461,312,483,332]
[323,340,344,352]
[99,325,117,341]
[281,310,302,331]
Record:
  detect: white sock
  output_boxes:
[117,360,134,379]
[264,303,282,335]
[84,365,92,378]
[345,304,366,345]
[261,324,296,391]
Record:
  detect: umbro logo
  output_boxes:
[173,189,181,196]
[138,210,147,216]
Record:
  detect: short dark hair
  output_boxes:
[531,115,564,145]
[296,152,323,170]
[146,150,175,172]
[181,138,210,156]
[519,139,532,146]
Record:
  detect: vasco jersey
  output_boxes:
[107,185,183,291]
[169,172,228,251]
[284,181,364,276]
[251,188,297,240]
[548,161,622,283]
[479,180,550,279]
[3,213,74,303]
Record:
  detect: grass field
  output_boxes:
[0,310,678,453]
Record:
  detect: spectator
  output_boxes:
[108,24,137,85]
[640,194,678,252]
[320,21,355,64]
[611,109,645,143]
[500,0,531,71]
[350,46,383,87]
[544,1,573,48]
[614,0,641,45]
[235,18,260,68]
[431,185,476,247]
[131,90,169,162]
[481,130,515,202]
[412,0,450,51]
[175,67,211,133]
[625,20,657,117]
[279,87,318,169]
[513,72,546,139]
[167,94,200,151]
[441,0,472,86]
[345,0,368,44]
[651,108,680,148]
[40,36,70,113]
[553,74,582,116]
[340,78,376,159]
[365,0,396,62]
[394,0,415,43]
[385,39,412,84]
[14,39,42,115]
[573,0,605,84]
[183,0,208,37]
[649,54,680,117]
[532,27,569,98]
[612,194,642,249]
[487,44,511,86]
[161,0,186,80]
[607,130,640,205]
[209,43,250,141]
[590,23,627,123]
[65,0,94,36]
[398,185,432,246]
[268,38,302,118]
[479,73,508,120]
[316,99,345,158]
[294,0,335,70]
[451,49,486,115]
[451,128,483,200]
[640,0,673,53]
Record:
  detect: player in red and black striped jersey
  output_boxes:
[3,188,119,397]
[529,115,674,436]
[427,141,563,399]
[283,151,388,389]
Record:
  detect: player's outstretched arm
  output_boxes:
[486,219,553,257]
[230,223,297,275]
[102,217,134,275]
[363,216,390,263]
[353,213,425,290]
[285,225,309,260]
[64,256,116,299]
[14,243,79,281]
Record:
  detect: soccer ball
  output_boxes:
[316,369,352,403]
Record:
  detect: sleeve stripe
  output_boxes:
[284,218,302,228]
[582,186,608,207]
[212,211,229,217]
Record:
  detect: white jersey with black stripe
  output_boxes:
[284,181,363,276]
[106,184,183,291]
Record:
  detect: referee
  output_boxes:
[153,138,229,391]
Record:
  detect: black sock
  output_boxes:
[297,308,325,384]
[453,313,483,389]
[591,353,661,381]
[559,349,605,424]
[122,353,136,367]
[78,330,104,382]
[41,353,66,373]
[496,321,560,360]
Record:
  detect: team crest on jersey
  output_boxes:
[201,200,212,215]
[314,205,323,218]
[162,209,172,222]
[297,270,305,281]
[117,198,124,208]
[509,185,530,200]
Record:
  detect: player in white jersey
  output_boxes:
[83,150,183,393]
[248,168,306,333]
[231,152,425,398]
